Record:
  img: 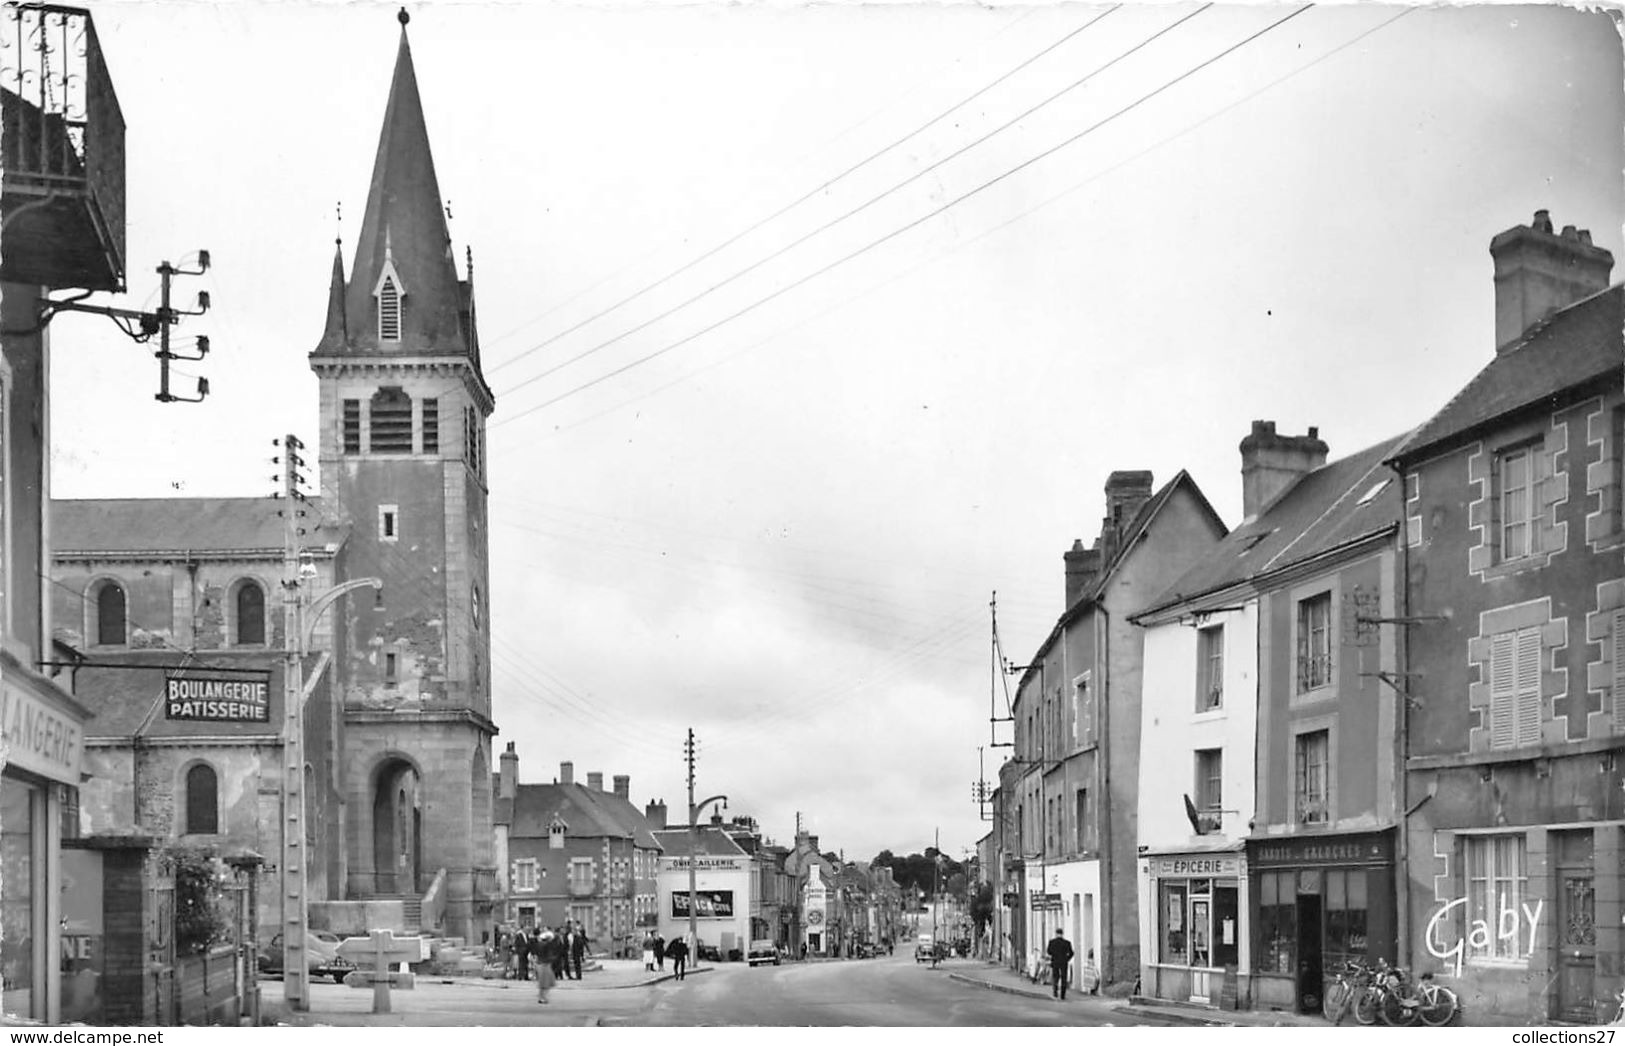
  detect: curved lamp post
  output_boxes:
[686,792,727,958]
[282,576,382,1011]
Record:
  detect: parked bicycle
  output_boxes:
[1323,959,1381,1025]
[1371,958,1458,1027]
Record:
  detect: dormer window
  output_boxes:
[378,277,401,341]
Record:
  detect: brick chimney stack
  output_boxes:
[1240,421,1328,523]
[1064,539,1103,609]
[559,761,574,786]
[1491,209,1613,354]
[645,799,668,829]
[1097,470,1153,562]
[499,741,518,801]
[613,775,630,800]
[587,771,604,791]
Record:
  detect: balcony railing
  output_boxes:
[1,3,125,290]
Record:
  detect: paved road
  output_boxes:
[270,955,1163,1026]
[599,955,1159,1027]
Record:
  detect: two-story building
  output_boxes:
[1004,470,1226,989]
[1391,211,1624,1025]
[655,823,753,960]
[495,757,662,955]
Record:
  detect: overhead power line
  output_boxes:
[485,6,1119,378]
[489,5,1408,450]
[494,4,1191,407]
[491,4,1313,432]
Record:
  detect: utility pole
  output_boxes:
[279,434,311,1012]
[683,728,727,960]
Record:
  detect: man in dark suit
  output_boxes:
[566,924,587,980]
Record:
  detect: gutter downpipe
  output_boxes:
[1096,597,1114,986]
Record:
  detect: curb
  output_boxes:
[1116,1003,1233,1028]
[946,971,1059,1002]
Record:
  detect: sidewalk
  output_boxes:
[441,957,715,990]
[942,960,1323,1028]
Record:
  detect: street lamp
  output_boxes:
[281,574,382,1012]
[687,792,727,957]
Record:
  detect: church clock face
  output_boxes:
[807,910,824,926]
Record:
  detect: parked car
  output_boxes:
[696,941,723,963]
[747,939,782,966]
[914,934,935,963]
[258,931,356,983]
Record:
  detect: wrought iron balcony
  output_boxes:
[1,4,125,291]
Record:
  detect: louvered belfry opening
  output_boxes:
[370,386,413,453]
[378,276,401,340]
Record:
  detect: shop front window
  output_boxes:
[1323,869,1368,965]
[1160,882,1187,964]
[1,777,36,1018]
[1258,870,1297,974]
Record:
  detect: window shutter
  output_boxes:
[1489,632,1515,748]
[1613,610,1625,733]
[1514,627,1542,747]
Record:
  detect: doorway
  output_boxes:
[1295,887,1323,1014]
[1553,830,1596,1021]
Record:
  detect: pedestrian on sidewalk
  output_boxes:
[666,935,690,981]
[566,924,587,980]
[642,931,656,972]
[513,925,530,981]
[542,926,566,983]
[1047,929,1075,1001]
[653,933,666,971]
[534,932,558,1004]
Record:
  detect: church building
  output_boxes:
[52,11,500,943]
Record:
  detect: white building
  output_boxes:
[654,826,753,960]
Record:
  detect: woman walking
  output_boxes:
[535,930,558,1004]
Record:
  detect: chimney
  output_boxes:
[645,800,667,830]
[559,761,574,786]
[499,741,518,801]
[1491,209,1613,353]
[613,775,630,800]
[587,771,604,791]
[710,811,724,827]
[1240,420,1329,523]
[1063,539,1103,609]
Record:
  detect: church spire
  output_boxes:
[316,239,348,352]
[336,9,466,356]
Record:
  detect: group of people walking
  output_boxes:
[493,923,590,1004]
[642,931,690,980]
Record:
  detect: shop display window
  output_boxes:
[1258,870,1297,974]
[1,777,35,1019]
[1160,882,1187,963]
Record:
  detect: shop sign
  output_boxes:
[662,856,742,871]
[1153,854,1241,878]
[672,890,735,918]
[164,671,271,722]
[1,678,82,780]
[1248,833,1392,869]
[1031,892,1064,911]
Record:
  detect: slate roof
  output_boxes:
[653,827,749,858]
[1394,283,1623,462]
[1136,433,1410,618]
[51,498,345,556]
[70,648,315,740]
[508,783,663,849]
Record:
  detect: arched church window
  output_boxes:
[235,579,265,646]
[370,387,413,453]
[379,276,401,341]
[185,763,219,834]
[93,580,127,646]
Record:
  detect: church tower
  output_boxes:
[308,10,497,939]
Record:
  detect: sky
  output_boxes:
[48,0,1625,862]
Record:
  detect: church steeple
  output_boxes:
[316,241,348,352]
[335,9,467,357]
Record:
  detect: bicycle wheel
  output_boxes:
[1419,984,1458,1027]
[1354,987,1381,1025]
[1379,989,1412,1026]
[1323,981,1349,1023]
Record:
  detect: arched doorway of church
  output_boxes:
[371,758,421,896]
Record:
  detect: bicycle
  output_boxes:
[1322,959,1380,1025]
[1374,960,1458,1027]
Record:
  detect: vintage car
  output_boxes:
[747,939,782,966]
[913,933,936,963]
[257,930,356,983]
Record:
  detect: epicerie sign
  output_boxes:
[164,672,271,723]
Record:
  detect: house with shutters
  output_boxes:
[1389,210,1624,1025]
